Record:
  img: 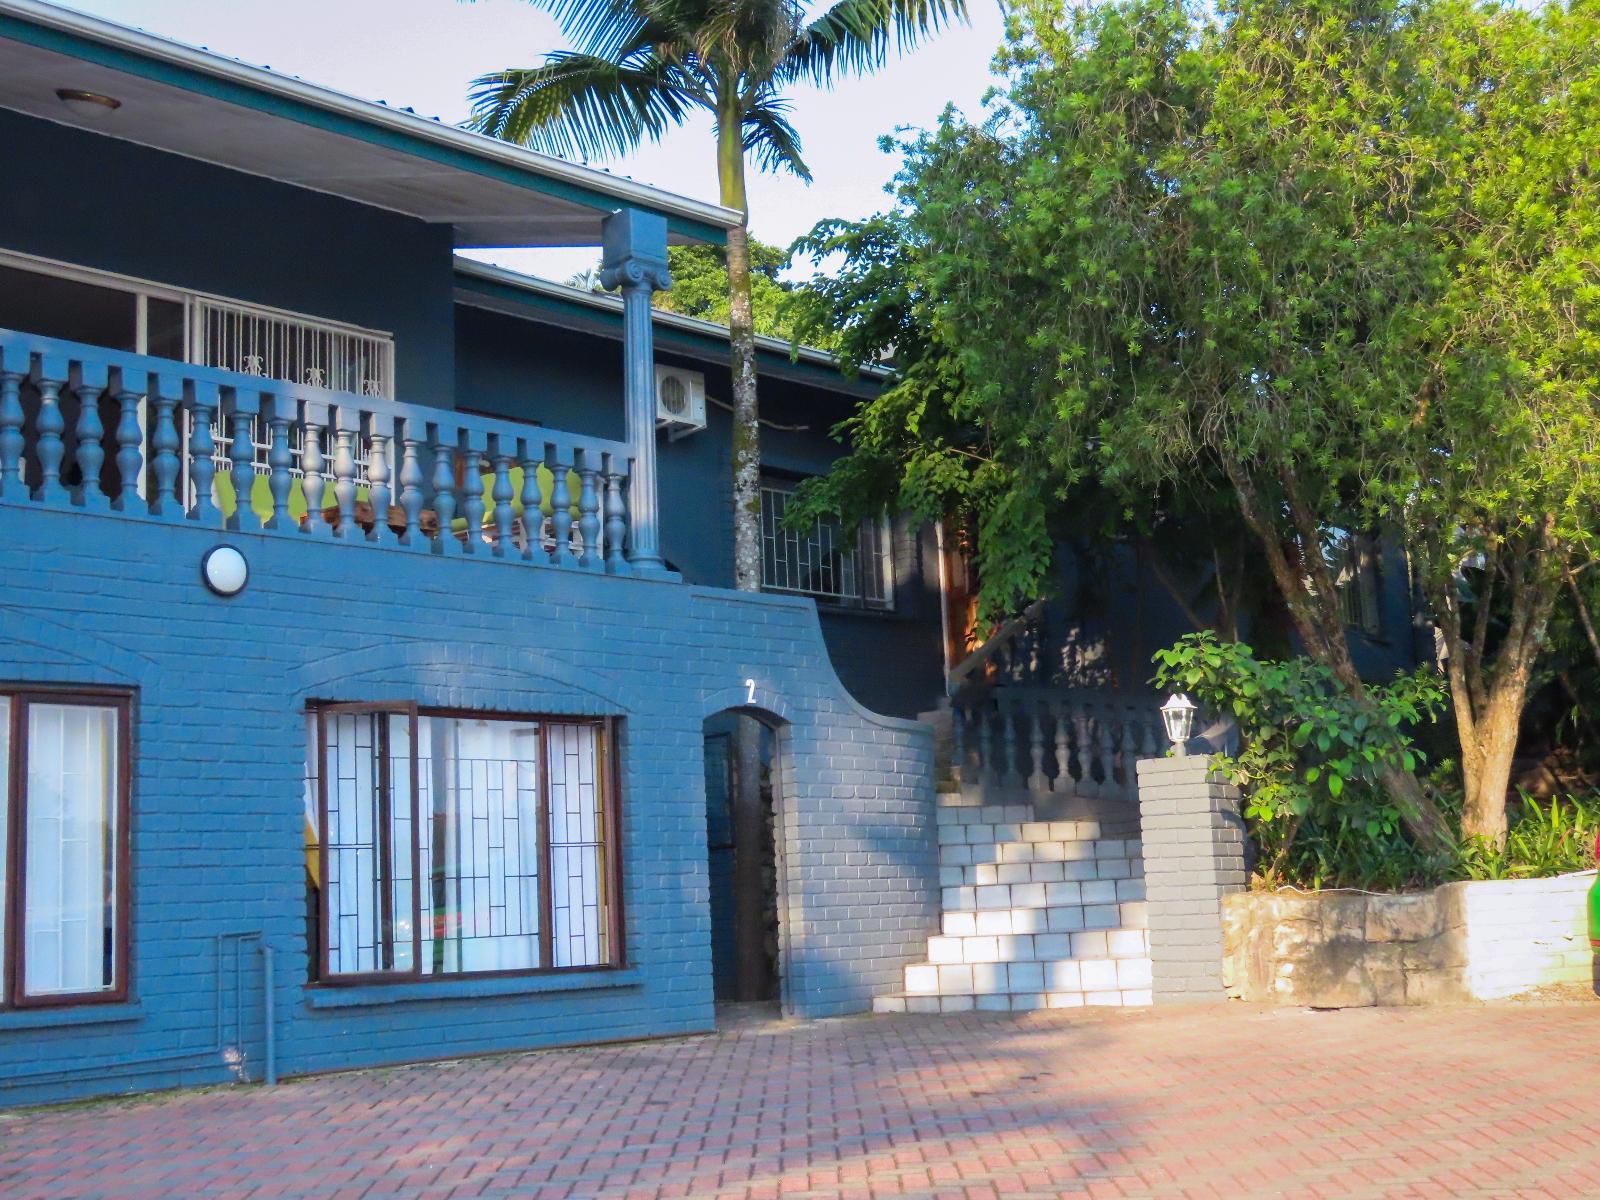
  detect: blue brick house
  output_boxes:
[0,0,948,1106]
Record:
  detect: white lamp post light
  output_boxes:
[1160,693,1198,756]
[201,545,249,598]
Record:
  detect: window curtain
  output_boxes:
[418,717,543,975]
[547,723,606,968]
[23,702,118,996]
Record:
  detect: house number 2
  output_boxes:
[745,678,757,705]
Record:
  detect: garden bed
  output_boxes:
[1221,873,1596,1006]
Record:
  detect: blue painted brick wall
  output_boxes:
[0,504,938,1107]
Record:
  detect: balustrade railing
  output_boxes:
[951,686,1164,800]
[0,329,638,573]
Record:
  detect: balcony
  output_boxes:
[0,327,655,575]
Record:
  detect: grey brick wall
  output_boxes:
[0,504,938,1106]
[1134,756,1247,1003]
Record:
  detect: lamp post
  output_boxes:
[1160,693,1197,756]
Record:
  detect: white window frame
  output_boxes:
[759,480,894,611]
[0,248,395,397]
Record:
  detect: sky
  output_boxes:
[63,0,1009,281]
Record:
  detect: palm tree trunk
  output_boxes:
[718,96,761,594]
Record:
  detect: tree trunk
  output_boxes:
[717,94,762,594]
[1222,456,1451,850]
[1428,527,1562,849]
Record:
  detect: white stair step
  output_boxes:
[925,927,1149,965]
[938,858,1144,888]
[939,899,1148,936]
[874,986,1153,1014]
[904,955,1153,997]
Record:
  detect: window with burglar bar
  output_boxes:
[759,482,893,610]
[1328,530,1382,637]
[304,705,618,982]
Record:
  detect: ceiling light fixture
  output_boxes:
[55,88,122,114]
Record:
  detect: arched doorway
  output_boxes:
[702,711,782,1006]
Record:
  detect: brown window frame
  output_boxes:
[307,704,624,987]
[2,686,133,1011]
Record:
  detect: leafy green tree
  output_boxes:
[467,0,965,592]
[654,241,823,345]
[793,0,1600,847]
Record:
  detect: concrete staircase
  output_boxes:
[874,792,1152,1013]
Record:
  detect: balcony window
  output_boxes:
[1329,530,1382,637]
[759,481,893,611]
[304,706,620,982]
[0,689,132,1008]
[0,248,392,398]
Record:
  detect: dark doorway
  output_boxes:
[703,713,779,1002]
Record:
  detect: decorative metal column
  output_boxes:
[600,208,673,576]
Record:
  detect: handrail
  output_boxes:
[945,597,1049,697]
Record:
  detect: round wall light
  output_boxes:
[201,545,249,598]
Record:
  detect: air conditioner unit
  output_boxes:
[655,364,707,437]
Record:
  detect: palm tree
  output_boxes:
[468,0,966,592]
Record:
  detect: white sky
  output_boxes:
[62,0,1008,280]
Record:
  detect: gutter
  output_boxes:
[0,0,741,239]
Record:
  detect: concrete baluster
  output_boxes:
[602,456,629,575]
[1027,702,1048,792]
[460,435,485,554]
[34,356,68,504]
[187,382,220,524]
[300,403,327,534]
[547,446,574,567]
[72,364,108,510]
[267,397,294,530]
[576,449,602,570]
[113,372,144,512]
[1053,699,1073,792]
[950,703,966,786]
[331,410,358,538]
[0,364,24,500]
[149,380,181,518]
[517,437,543,561]
[977,704,995,787]
[227,394,258,532]
[366,414,392,544]
[397,421,425,547]
[490,435,515,557]
[429,429,457,553]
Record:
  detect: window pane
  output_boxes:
[22,702,119,997]
[418,716,542,975]
[0,265,137,352]
[548,724,607,968]
[322,711,410,975]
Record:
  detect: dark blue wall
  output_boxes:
[1044,539,1422,696]
[0,108,456,403]
[0,503,937,1107]
[454,302,948,719]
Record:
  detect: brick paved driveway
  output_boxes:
[3,1003,1598,1199]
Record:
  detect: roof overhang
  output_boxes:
[453,259,890,399]
[0,0,738,247]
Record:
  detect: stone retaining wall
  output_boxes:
[1222,873,1595,1006]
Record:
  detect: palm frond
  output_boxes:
[742,92,810,180]
[780,0,968,86]
[515,0,648,60]
[467,52,703,161]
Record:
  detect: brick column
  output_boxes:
[1135,755,1247,1003]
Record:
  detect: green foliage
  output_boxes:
[467,0,967,186]
[650,243,828,347]
[1152,633,1445,879]
[1457,794,1600,882]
